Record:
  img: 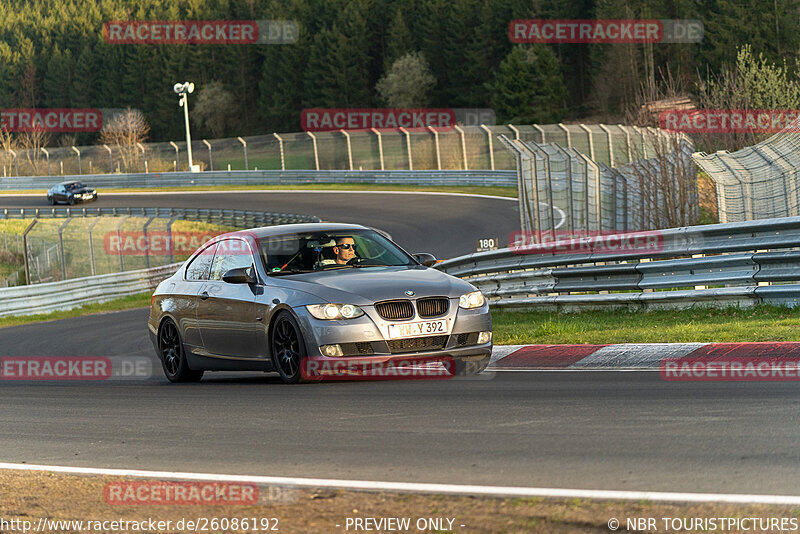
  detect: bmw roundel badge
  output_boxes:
[405,290,415,296]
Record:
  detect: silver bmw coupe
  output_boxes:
[148,223,492,383]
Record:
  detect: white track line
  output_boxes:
[0,463,798,504]
[0,190,518,201]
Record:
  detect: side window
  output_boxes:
[185,242,216,281]
[210,239,254,281]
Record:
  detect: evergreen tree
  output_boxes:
[489,45,567,123]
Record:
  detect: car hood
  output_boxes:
[71,187,95,194]
[272,265,474,304]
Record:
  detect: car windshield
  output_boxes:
[259,229,415,274]
[65,182,85,190]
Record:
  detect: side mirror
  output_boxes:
[222,266,256,284]
[413,253,437,267]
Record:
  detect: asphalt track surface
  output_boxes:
[1,191,799,496]
[1,308,800,495]
[0,191,520,259]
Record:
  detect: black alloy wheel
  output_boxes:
[158,319,203,382]
[271,311,307,384]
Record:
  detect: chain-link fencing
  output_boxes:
[0,124,667,177]
[693,124,800,223]
[500,133,698,239]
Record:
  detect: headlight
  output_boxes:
[459,291,485,309]
[306,303,365,320]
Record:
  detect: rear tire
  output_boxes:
[68,196,75,205]
[270,311,307,384]
[48,196,55,205]
[158,318,203,383]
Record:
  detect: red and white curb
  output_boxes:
[489,343,800,370]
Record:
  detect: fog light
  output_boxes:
[321,344,343,357]
[477,331,492,344]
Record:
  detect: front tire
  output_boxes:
[271,311,307,384]
[158,318,203,382]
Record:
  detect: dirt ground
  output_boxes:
[0,471,799,533]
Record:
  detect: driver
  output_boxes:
[332,236,357,264]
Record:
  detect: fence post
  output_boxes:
[115,216,130,272]
[454,125,468,170]
[340,129,353,170]
[399,127,413,171]
[22,220,36,285]
[58,218,72,280]
[618,124,634,163]
[428,126,442,170]
[237,137,248,170]
[41,148,50,176]
[307,132,320,171]
[72,146,81,175]
[532,124,546,143]
[507,124,520,140]
[202,139,213,171]
[480,124,495,171]
[557,123,571,148]
[371,128,384,171]
[103,144,113,173]
[9,149,18,176]
[88,217,101,276]
[169,141,179,171]
[137,142,146,173]
[575,151,601,231]
[529,144,556,240]
[598,124,614,167]
[272,133,284,171]
[167,216,179,264]
[578,124,595,160]
[143,216,156,269]
[515,140,542,240]
[552,144,574,232]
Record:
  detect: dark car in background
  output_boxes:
[47,181,97,205]
[148,223,493,384]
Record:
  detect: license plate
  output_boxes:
[388,320,448,339]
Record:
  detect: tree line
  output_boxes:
[0,0,798,143]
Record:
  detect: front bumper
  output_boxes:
[293,301,492,362]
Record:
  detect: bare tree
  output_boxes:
[0,127,51,176]
[99,108,150,172]
[622,68,700,229]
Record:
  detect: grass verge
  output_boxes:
[1,470,797,534]
[0,183,519,199]
[492,306,800,344]
[3,296,800,345]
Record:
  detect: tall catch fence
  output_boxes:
[693,124,800,223]
[0,207,320,287]
[500,134,698,240]
[1,124,665,177]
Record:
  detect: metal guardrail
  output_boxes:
[436,216,800,311]
[0,170,516,191]
[0,206,321,226]
[0,262,181,318]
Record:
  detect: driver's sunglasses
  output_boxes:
[337,243,357,250]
